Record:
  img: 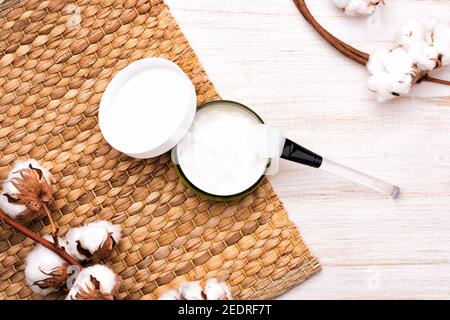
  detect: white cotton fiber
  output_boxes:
[25,235,68,296]
[65,220,122,261]
[367,47,416,102]
[367,18,450,101]
[158,278,233,300]
[203,278,233,300]
[398,19,450,71]
[333,0,384,16]
[66,264,119,300]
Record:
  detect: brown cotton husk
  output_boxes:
[33,264,69,292]
[3,163,58,234]
[74,276,115,300]
[76,233,116,264]
[10,165,52,212]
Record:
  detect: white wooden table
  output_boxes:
[166,0,450,299]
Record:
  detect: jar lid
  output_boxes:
[99,58,197,159]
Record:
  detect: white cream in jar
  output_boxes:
[174,102,269,197]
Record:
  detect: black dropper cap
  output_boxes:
[280,138,323,168]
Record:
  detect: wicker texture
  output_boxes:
[0,0,320,300]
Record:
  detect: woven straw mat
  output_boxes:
[0,0,320,300]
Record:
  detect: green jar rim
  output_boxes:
[171,100,269,202]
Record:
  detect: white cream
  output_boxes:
[175,103,269,196]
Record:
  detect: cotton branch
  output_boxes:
[293,0,450,86]
[0,209,83,269]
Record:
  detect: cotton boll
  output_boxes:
[398,19,450,70]
[179,281,204,300]
[366,47,388,74]
[398,19,428,48]
[367,18,449,101]
[433,23,450,67]
[0,159,53,221]
[346,1,375,16]
[65,220,122,262]
[407,42,440,71]
[398,19,436,70]
[382,47,415,74]
[203,278,233,300]
[86,220,122,243]
[158,278,233,300]
[367,47,417,102]
[66,264,120,300]
[367,68,414,102]
[367,74,391,102]
[333,0,383,16]
[25,235,69,296]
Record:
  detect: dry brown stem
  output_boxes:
[0,209,82,269]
